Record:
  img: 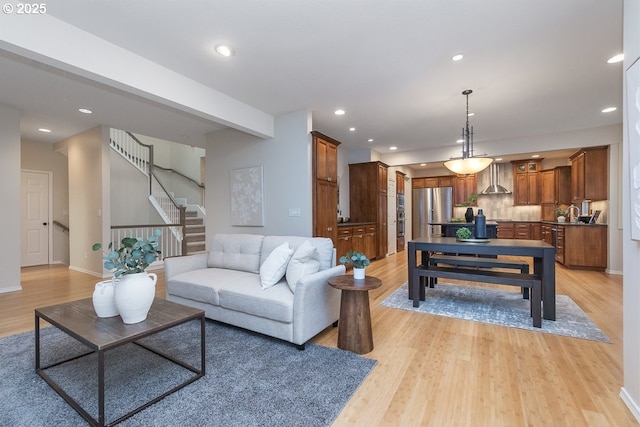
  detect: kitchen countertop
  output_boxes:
[430,221,498,226]
[337,221,376,227]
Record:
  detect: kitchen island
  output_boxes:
[431,221,499,238]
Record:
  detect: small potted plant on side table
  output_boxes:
[339,251,370,280]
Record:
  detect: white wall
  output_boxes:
[0,104,21,293]
[206,110,313,240]
[57,126,109,277]
[622,0,640,421]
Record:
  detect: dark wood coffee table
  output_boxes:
[328,274,382,354]
[35,298,205,427]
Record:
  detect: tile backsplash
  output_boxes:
[453,196,542,221]
[450,163,608,223]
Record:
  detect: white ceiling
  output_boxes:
[0,0,623,169]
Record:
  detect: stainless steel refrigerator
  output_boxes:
[412,187,453,238]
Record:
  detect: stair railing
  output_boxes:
[110,224,183,262]
[108,129,187,256]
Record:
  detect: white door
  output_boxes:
[21,171,50,266]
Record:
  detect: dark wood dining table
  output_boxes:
[407,236,557,320]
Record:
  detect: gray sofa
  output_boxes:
[164,234,345,349]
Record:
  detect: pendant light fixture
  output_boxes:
[444,89,493,175]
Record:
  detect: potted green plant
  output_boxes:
[339,251,371,280]
[554,206,566,223]
[92,230,162,324]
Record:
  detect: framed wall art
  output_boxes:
[230,165,264,226]
[627,59,640,240]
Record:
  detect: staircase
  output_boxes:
[184,211,206,254]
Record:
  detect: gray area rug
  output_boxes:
[0,320,376,427]
[381,282,610,343]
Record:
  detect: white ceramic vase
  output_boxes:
[354,267,366,280]
[113,272,157,324]
[92,278,119,318]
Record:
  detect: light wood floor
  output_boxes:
[3,253,637,426]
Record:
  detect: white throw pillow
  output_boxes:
[260,242,294,289]
[286,240,320,292]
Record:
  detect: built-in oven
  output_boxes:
[397,194,405,210]
[397,208,405,237]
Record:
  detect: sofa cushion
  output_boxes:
[262,236,334,271]
[285,240,321,292]
[260,242,293,289]
[208,234,264,274]
[167,268,259,306]
[218,280,293,323]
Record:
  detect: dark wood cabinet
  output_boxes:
[541,223,553,245]
[396,171,406,194]
[498,221,542,240]
[497,221,515,239]
[512,160,541,205]
[412,175,455,189]
[570,146,608,202]
[453,174,477,206]
[561,225,607,270]
[541,166,571,220]
[312,132,340,247]
[349,161,389,260]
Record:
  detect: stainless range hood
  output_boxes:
[480,163,511,195]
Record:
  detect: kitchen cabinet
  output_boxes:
[336,224,377,264]
[312,131,340,246]
[555,226,565,264]
[541,223,553,245]
[497,221,514,239]
[396,171,406,194]
[547,223,607,270]
[498,221,542,240]
[412,175,455,189]
[453,174,477,206]
[441,223,498,239]
[512,159,541,205]
[541,166,572,221]
[570,146,608,202]
[349,161,389,259]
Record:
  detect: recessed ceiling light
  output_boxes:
[494,158,503,161]
[531,154,540,158]
[456,139,464,143]
[602,107,617,113]
[467,112,474,117]
[215,44,235,57]
[78,108,93,114]
[607,54,624,64]
[452,53,464,61]
[38,128,51,133]
[334,109,345,116]
[349,127,356,132]
[367,138,374,142]
[389,146,398,151]
[420,163,427,166]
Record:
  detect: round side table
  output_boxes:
[328,274,382,354]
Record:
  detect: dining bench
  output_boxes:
[412,264,542,328]
[426,254,531,299]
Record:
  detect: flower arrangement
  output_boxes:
[339,251,371,269]
[92,230,162,277]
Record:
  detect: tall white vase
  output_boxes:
[114,272,157,324]
[92,278,118,318]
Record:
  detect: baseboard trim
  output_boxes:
[0,285,22,294]
[68,265,104,278]
[620,387,640,422]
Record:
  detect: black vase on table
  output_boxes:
[464,207,474,223]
